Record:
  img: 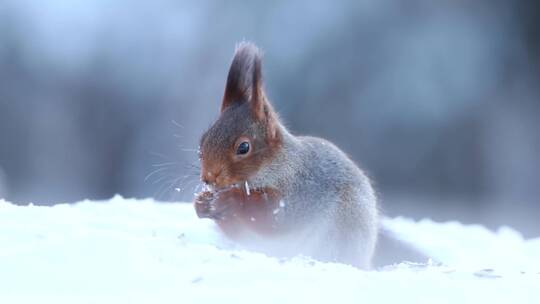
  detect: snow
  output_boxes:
[0,196,538,304]
[244,181,251,196]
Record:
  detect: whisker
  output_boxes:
[152,173,179,185]
[149,151,176,163]
[177,145,199,153]
[155,174,185,201]
[159,179,183,200]
[169,174,200,200]
[147,145,203,200]
[144,167,170,182]
[152,161,183,167]
[173,178,199,195]
[193,182,204,194]
[184,164,200,170]
[172,120,185,129]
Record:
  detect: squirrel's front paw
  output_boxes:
[194,188,245,220]
[212,188,245,220]
[194,191,216,219]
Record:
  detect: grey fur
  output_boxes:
[249,126,379,269]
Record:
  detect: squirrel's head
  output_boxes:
[199,42,282,189]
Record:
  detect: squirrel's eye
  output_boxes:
[236,141,250,155]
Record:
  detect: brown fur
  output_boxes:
[196,42,287,239]
[194,187,282,237]
[199,42,282,189]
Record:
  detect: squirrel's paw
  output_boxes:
[211,188,245,220]
[194,191,216,219]
[194,189,244,220]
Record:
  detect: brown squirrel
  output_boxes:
[194,42,378,269]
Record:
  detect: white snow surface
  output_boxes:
[0,196,539,304]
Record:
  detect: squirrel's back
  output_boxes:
[250,127,379,268]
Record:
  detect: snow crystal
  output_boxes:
[244,181,251,195]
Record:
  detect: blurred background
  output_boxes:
[0,1,538,236]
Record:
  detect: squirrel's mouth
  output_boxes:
[203,181,253,195]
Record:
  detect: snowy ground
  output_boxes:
[1,196,539,304]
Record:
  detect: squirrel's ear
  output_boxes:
[221,42,265,121]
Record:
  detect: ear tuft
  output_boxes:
[221,42,264,116]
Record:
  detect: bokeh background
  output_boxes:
[0,1,538,236]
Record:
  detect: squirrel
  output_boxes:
[193,42,378,269]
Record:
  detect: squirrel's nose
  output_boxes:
[201,170,220,186]
[201,173,214,185]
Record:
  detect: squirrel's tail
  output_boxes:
[372,227,432,268]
